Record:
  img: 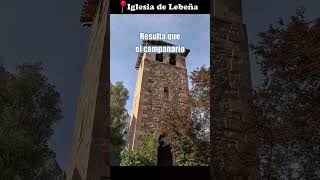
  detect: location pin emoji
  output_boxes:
[120,1,126,13]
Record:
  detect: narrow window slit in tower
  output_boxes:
[156,53,163,62]
[163,87,169,100]
[169,54,176,65]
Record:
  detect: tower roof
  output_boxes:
[135,40,190,70]
[80,0,100,26]
[213,0,243,23]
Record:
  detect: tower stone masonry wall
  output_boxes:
[127,50,190,163]
[211,0,259,179]
[67,0,109,180]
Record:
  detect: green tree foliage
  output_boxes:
[159,66,210,166]
[120,133,156,166]
[110,81,129,165]
[0,62,63,179]
[190,66,210,142]
[251,8,320,179]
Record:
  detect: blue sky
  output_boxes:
[110,14,210,112]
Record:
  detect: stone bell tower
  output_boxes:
[211,0,259,179]
[67,0,110,180]
[127,40,190,165]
